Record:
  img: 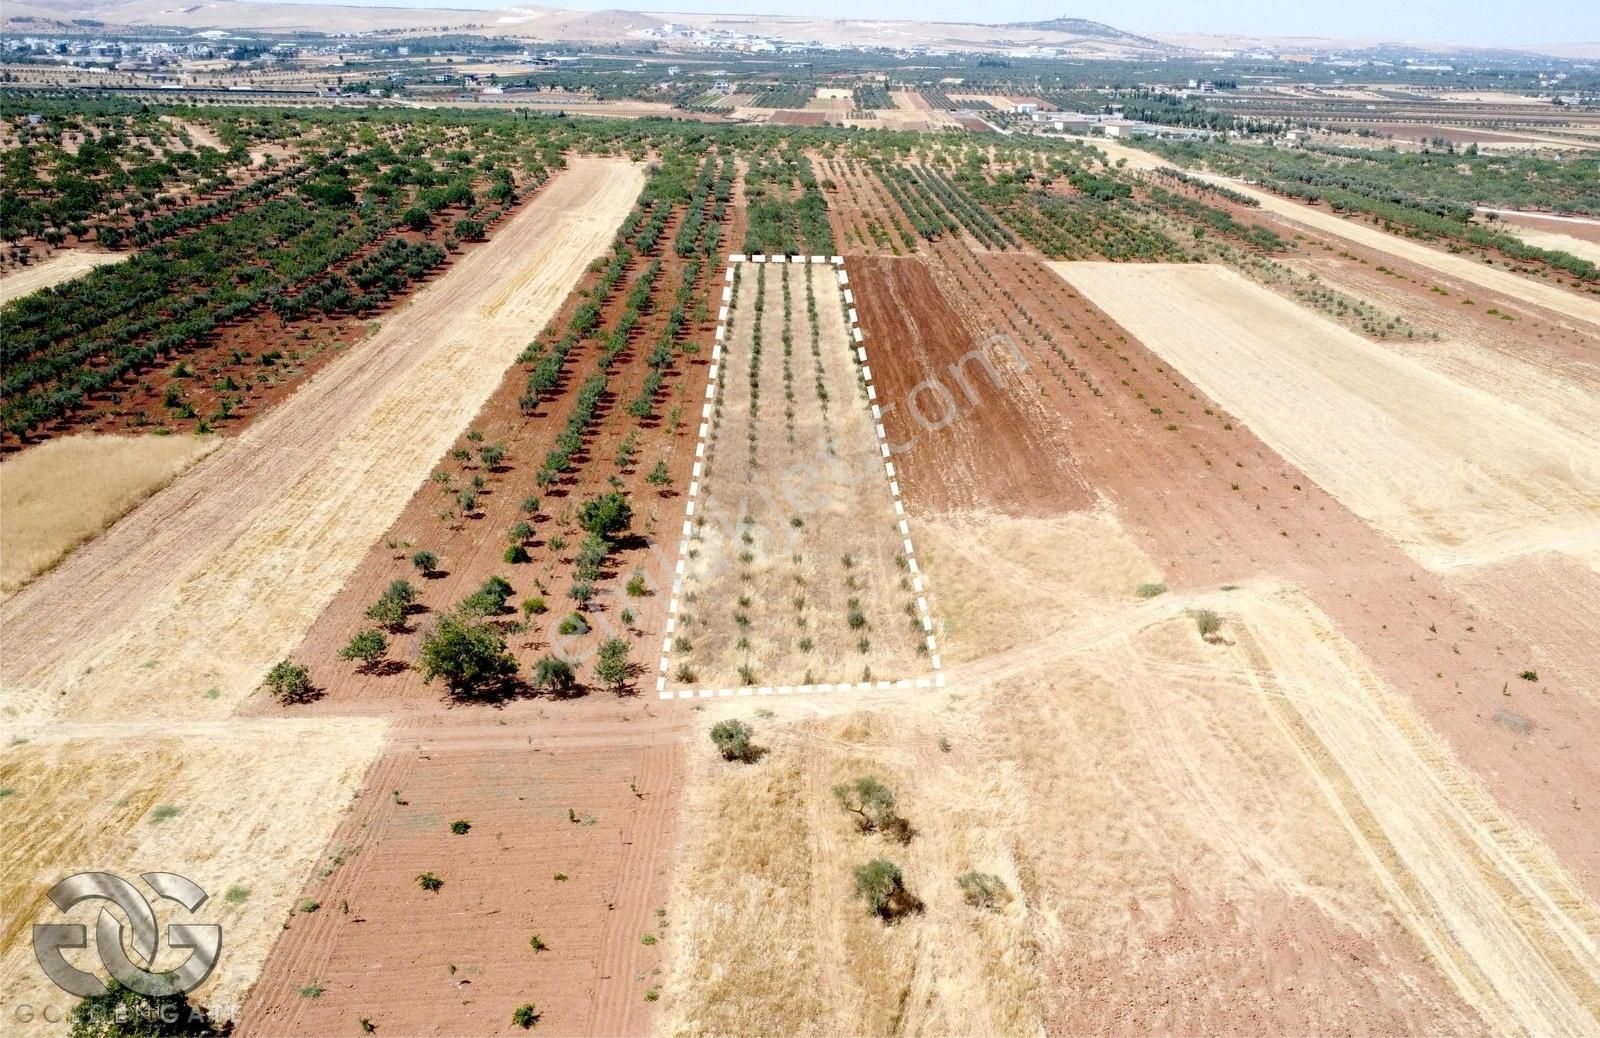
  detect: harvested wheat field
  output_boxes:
[661,507,1600,1035]
[0,719,385,1022]
[0,251,127,307]
[0,432,219,594]
[1052,262,1600,571]
[0,158,643,725]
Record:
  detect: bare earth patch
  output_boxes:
[0,432,219,594]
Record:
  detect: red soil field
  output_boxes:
[237,707,687,1036]
[847,256,1092,515]
[873,237,1600,894]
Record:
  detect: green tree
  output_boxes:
[832,776,903,837]
[595,637,630,692]
[419,613,517,696]
[68,977,223,1037]
[339,629,389,671]
[577,492,632,539]
[531,654,577,695]
[710,719,758,763]
[265,659,314,704]
[852,858,916,920]
[458,575,514,617]
[411,549,438,575]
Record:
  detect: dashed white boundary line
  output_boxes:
[656,254,944,701]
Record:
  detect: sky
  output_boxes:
[261,0,1599,48]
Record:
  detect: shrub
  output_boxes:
[69,979,220,1036]
[411,549,439,575]
[520,495,540,516]
[710,719,758,762]
[646,459,670,486]
[511,1004,540,1029]
[1519,670,1539,682]
[505,544,530,564]
[532,654,578,695]
[418,613,518,696]
[955,870,1011,910]
[450,819,472,835]
[339,629,389,670]
[557,612,588,636]
[1135,582,1168,598]
[479,442,505,468]
[577,492,633,539]
[833,776,906,839]
[417,872,443,892]
[625,570,648,596]
[595,638,631,692]
[1192,609,1223,640]
[852,858,916,919]
[458,575,514,617]
[522,597,548,617]
[529,934,547,951]
[265,660,314,704]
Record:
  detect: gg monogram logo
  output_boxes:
[32,872,222,998]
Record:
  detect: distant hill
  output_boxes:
[1004,16,1167,50]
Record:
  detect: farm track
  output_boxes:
[0,157,644,725]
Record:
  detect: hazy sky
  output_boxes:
[266,0,1598,47]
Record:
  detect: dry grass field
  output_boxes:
[0,432,219,594]
[660,501,1600,1035]
[1052,262,1600,572]
[0,719,385,1022]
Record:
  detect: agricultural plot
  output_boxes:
[1053,262,1600,572]
[0,718,385,1024]
[0,431,219,593]
[0,158,644,724]
[660,257,939,696]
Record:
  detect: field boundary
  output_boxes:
[656,253,944,700]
